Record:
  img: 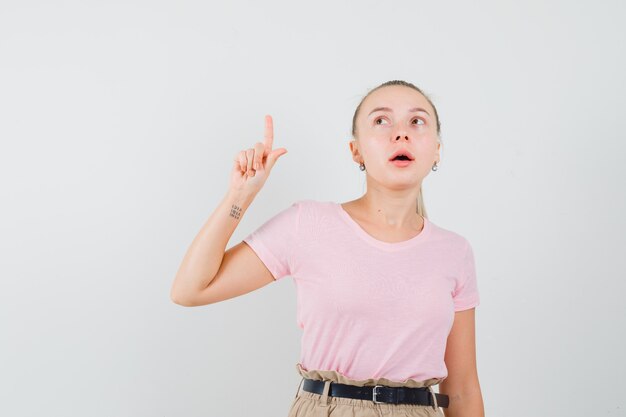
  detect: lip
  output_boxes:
[388,149,415,161]
[390,159,413,167]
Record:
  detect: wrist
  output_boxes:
[226,188,256,207]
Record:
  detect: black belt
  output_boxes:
[301,378,449,408]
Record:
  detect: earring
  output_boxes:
[432,161,438,171]
[359,162,366,171]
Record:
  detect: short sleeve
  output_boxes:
[242,201,301,281]
[452,241,481,311]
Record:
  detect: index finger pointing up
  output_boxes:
[264,114,274,152]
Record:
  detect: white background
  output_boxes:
[1,0,625,416]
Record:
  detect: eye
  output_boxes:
[412,118,425,126]
[374,117,388,125]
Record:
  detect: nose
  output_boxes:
[393,125,410,141]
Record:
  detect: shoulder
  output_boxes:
[294,198,329,207]
[293,199,336,214]
[426,218,472,253]
[291,199,341,235]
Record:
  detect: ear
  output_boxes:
[349,140,361,163]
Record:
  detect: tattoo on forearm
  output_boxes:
[230,204,242,219]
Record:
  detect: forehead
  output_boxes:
[361,85,432,115]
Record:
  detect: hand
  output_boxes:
[229,114,288,196]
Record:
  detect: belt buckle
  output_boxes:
[372,385,384,404]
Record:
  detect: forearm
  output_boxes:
[441,385,484,417]
[170,188,256,301]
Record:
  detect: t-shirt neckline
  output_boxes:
[333,202,431,251]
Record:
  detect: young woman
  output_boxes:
[170,80,484,417]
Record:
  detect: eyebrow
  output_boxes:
[367,107,431,117]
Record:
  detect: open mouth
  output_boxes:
[389,153,414,167]
[390,158,413,166]
[388,149,415,162]
[390,155,413,161]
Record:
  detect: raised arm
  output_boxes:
[170,115,288,306]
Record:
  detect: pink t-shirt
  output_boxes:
[243,199,480,383]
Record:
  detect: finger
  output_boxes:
[263,115,273,156]
[253,142,264,170]
[265,148,287,172]
[245,148,255,176]
[237,151,247,175]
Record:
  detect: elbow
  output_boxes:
[170,287,196,307]
[170,275,217,307]
[170,292,186,306]
[439,374,482,399]
[171,294,195,307]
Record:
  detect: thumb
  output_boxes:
[264,148,288,172]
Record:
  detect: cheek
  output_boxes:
[357,134,385,150]
[417,135,439,152]
[364,139,389,157]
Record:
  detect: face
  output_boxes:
[350,85,441,190]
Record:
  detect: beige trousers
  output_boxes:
[287,363,446,417]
